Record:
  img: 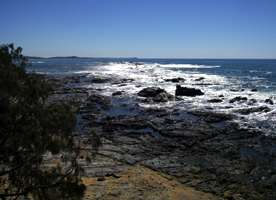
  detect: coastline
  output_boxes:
[45,72,276,200]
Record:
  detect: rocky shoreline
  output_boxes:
[47,74,276,200]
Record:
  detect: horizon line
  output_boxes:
[27,55,276,60]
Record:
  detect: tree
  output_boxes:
[0,44,85,200]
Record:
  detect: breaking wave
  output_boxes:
[155,63,220,69]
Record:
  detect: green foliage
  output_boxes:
[0,44,85,200]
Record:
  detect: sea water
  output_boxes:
[28,58,276,135]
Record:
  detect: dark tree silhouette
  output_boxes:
[0,44,85,200]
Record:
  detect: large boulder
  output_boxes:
[138,87,165,97]
[112,91,123,96]
[164,77,185,83]
[229,96,247,103]
[137,87,174,102]
[265,98,274,105]
[152,92,174,102]
[175,85,204,97]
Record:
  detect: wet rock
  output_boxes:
[112,91,123,96]
[152,92,174,102]
[265,98,274,105]
[236,106,271,115]
[121,78,134,83]
[46,74,276,200]
[251,88,258,92]
[118,83,127,87]
[103,117,150,131]
[230,88,245,92]
[91,77,112,83]
[86,94,111,110]
[138,87,174,102]
[248,99,257,105]
[175,85,204,97]
[113,78,134,85]
[208,99,223,103]
[189,110,233,123]
[164,77,185,83]
[195,77,205,81]
[192,83,214,86]
[229,96,248,103]
[138,87,166,97]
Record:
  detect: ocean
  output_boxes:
[28,58,276,135]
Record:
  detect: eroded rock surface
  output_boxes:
[47,74,276,200]
[138,87,174,103]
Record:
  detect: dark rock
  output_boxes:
[103,117,149,131]
[175,85,204,97]
[265,99,274,105]
[112,91,123,96]
[133,62,144,66]
[229,96,248,103]
[86,94,111,110]
[195,77,205,81]
[192,83,213,86]
[189,110,233,123]
[138,87,174,102]
[91,77,111,83]
[106,173,121,178]
[248,99,257,105]
[236,106,271,115]
[208,99,223,103]
[121,78,134,83]
[113,78,135,85]
[230,88,245,92]
[138,87,166,97]
[97,177,105,181]
[152,92,174,102]
[164,77,185,83]
[46,74,276,200]
[118,83,127,87]
[251,88,258,92]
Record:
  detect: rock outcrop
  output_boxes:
[208,99,223,103]
[46,74,276,200]
[229,96,247,103]
[265,98,274,105]
[236,106,271,115]
[164,77,185,83]
[138,87,174,102]
[175,85,204,97]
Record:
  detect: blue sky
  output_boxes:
[1,0,276,58]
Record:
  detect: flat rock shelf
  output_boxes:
[45,74,276,200]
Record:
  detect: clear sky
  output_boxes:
[1,0,276,58]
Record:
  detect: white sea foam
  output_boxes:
[75,61,276,135]
[155,63,220,69]
[249,70,273,75]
